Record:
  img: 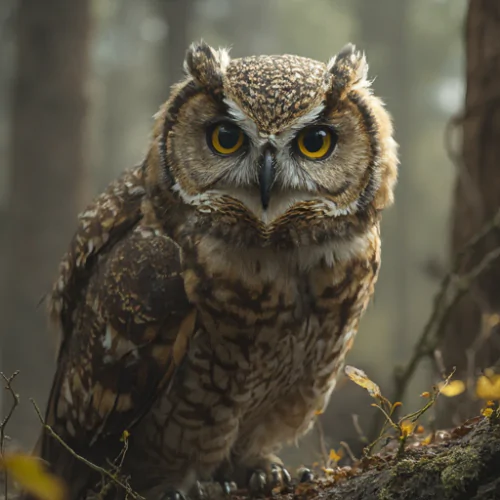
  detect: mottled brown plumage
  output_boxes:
[26,41,398,499]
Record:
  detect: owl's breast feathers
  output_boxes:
[177,225,380,409]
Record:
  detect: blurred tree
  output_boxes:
[354,0,411,365]
[1,0,91,445]
[347,0,413,447]
[160,0,196,89]
[91,0,194,191]
[0,1,16,415]
[439,0,500,425]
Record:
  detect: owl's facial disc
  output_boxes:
[159,41,398,243]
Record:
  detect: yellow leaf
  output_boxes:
[422,434,433,445]
[420,391,430,398]
[482,408,494,418]
[344,365,381,398]
[400,419,416,438]
[439,380,466,397]
[321,467,335,475]
[476,375,500,400]
[0,454,66,500]
[486,400,495,407]
[329,448,343,463]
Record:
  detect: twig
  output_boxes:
[339,441,356,463]
[1,371,20,500]
[30,399,144,500]
[351,414,369,445]
[315,418,329,467]
[433,349,446,378]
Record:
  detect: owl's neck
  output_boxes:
[188,227,378,283]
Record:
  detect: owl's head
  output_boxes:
[146,41,398,249]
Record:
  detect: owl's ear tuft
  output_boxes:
[184,40,231,88]
[327,43,370,91]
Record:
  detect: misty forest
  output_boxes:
[1,1,500,499]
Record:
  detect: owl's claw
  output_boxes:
[249,470,267,496]
[221,481,235,496]
[298,467,314,483]
[248,464,292,496]
[160,489,188,500]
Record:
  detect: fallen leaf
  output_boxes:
[482,408,494,418]
[344,365,381,398]
[421,433,434,445]
[0,453,66,500]
[329,448,343,463]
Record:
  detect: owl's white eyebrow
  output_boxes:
[275,103,326,147]
[289,103,325,132]
[223,98,260,143]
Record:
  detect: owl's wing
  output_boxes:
[32,166,195,498]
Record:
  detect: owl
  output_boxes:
[23,41,398,500]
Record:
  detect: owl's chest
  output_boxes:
[182,235,380,404]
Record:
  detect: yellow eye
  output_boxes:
[296,126,337,160]
[208,122,245,155]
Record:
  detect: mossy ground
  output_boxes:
[265,415,500,500]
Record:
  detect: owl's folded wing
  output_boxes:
[31,165,195,498]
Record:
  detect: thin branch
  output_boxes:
[1,371,20,500]
[339,441,357,463]
[30,399,144,500]
[351,414,369,445]
[315,418,329,467]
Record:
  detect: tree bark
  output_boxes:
[439,0,500,425]
[1,0,90,446]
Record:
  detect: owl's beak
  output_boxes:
[258,149,276,210]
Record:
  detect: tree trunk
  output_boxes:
[1,0,90,446]
[161,0,195,90]
[439,0,500,425]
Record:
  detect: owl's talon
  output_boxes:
[160,489,187,500]
[270,464,281,487]
[249,470,267,496]
[248,464,292,496]
[191,481,205,500]
[299,468,314,483]
[281,466,292,486]
[221,481,235,496]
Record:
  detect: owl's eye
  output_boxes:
[207,122,245,156]
[295,126,337,160]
